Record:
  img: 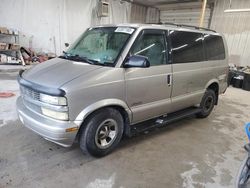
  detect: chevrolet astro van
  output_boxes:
[16,24,228,157]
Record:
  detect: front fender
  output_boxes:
[74,99,132,126]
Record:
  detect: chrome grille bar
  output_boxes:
[21,86,40,101]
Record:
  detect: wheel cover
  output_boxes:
[204,96,214,113]
[95,119,118,149]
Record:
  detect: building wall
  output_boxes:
[210,0,250,66]
[0,0,136,55]
[146,7,160,24]
[159,2,211,28]
[130,4,160,24]
[130,3,147,23]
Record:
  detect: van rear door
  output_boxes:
[169,30,206,112]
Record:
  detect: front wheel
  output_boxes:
[79,108,124,157]
[196,89,216,118]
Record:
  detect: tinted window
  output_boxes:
[204,35,225,60]
[169,30,204,63]
[130,30,167,66]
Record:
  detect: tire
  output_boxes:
[79,108,124,157]
[196,89,216,118]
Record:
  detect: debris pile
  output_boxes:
[228,65,250,91]
[0,26,56,65]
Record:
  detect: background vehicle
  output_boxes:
[16,24,228,157]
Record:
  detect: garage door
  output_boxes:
[159,2,212,28]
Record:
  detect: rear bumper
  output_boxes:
[220,82,228,94]
[16,97,78,147]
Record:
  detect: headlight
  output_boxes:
[40,93,67,106]
[41,107,69,120]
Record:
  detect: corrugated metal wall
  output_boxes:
[130,4,160,23]
[160,8,210,27]
[159,2,211,28]
[210,0,250,66]
[130,4,147,23]
[146,7,160,23]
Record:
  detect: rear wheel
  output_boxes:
[196,89,216,118]
[79,108,124,157]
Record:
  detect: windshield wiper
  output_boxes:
[72,55,95,65]
[84,60,114,67]
[59,51,73,60]
[68,55,109,66]
[62,51,72,57]
[59,52,114,66]
[60,53,94,65]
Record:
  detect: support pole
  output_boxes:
[199,0,207,27]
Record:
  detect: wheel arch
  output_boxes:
[205,80,219,105]
[74,99,132,142]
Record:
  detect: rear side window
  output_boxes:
[204,35,225,60]
[169,30,204,63]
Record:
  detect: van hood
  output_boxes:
[22,58,103,88]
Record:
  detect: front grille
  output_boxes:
[20,86,42,115]
[23,99,42,114]
[20,86,40,101]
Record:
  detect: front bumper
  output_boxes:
[16,97,78,147]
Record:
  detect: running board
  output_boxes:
[130,107,201,135]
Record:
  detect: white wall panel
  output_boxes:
[93,0,131,25]
[146,7,160,23]
[210,0,250,66]
[130,3,147,23]
[157,2,204,10]
[130,4,160,24]
[0,0,132,55]
[160,7,211,28]
[0,0,159,54]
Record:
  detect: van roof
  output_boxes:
[93,23,219,35]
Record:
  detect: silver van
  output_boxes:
[16,24,228,157]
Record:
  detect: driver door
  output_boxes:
[124,29,173,124]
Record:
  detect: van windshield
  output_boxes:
[61,27,135,66]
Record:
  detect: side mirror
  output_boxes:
[65,43,69,47]
[124,55,150,68]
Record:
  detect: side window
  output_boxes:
[169,30,204,63]
[130,30,167,66]
[204,35,225,60]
